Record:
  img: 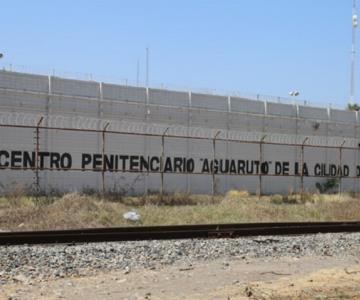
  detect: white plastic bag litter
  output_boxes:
[123,211,140,222]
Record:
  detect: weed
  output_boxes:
[0,190,359,231]
[316,178,339,193]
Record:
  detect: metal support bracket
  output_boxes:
[258,135,267,198]
[160,126,171,199]
[212,130,222,198]
[101,122,110,195]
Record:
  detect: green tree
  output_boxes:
[347,103,360,111]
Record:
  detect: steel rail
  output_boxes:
[1,221,360,245]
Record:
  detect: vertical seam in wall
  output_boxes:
[144,87,149,196]
[98,82,103,191]
[43,75,52,193]
[187,91,192,194]
[326,106,331,190]
[226,95,231,193]
[264,100,268,116]
[295,104,300,192]
[356,111,359,192]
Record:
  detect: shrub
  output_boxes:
[316,178,339,194]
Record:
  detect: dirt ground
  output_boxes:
[2,255,360,300]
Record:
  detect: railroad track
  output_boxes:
[1,221,360,245]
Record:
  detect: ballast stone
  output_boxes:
[0,232,358,284]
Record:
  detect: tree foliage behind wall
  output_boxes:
[347,103,360,111]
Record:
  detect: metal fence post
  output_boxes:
[259,135,267,198]
[339,140,346,197]
[212,130,221,198]
[34,116,44,193]
[102,122,110,195]
[4,114,360,197]
[44,76,52,193]
[160,127,170,200]
[301,137,309,198]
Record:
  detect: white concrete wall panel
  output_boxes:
[104,172,147,195]
[226,141,261,193]
[102,84,146,103]
[299,106,328,120]
[51,78,100,98]
[228,176,259,193]
[0,170,35,192]
[262,177,297,194]
[47,130,99,154]
[328,123,356,138]
[188,138,212,164]
[297,119,328,136]
[1,70,360,194]
[261,144,298,194]
[330,109,356,123]
[228,114,265,133]
[101,101,146,122]
[184,137,211,193]
[341,178,356,192]
[215,176,228,194]
[228,142,259,161]
[106,133,147,155]
[0,127,34,150]
[163,174,188,193]
[149,89,189,107]
[191,110,228,129]
[0,91,48,114]
[341,149,357,177]
[0,71,48,93]
[0,127,43,191]
[230,97,265,114]
[191,93,227,111]
[50,96,98,117]
[45,171,100,193]
[148,106,188,126]
[267,102,297,117]
[165,137,188,157]
[188,175,212,194]
[265,117,297,134]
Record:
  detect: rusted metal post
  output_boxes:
[212,130,221,198]
[34,116,44,194]
[258,135,267,199]
[160,127,170,200]
[338,140,346,197]
[300,137,309,199]
[102,122,110,195]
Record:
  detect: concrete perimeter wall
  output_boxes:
[0,70,359,195]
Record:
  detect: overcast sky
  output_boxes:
[0,0,356,108]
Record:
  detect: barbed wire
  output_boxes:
[0,111,357,148]
[0,62,335,109]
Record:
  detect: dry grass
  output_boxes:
[121,192,221,206]
[0,190,360,231]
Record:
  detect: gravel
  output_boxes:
[1,232,360,284]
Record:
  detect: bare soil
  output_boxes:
[2,255,360,300]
